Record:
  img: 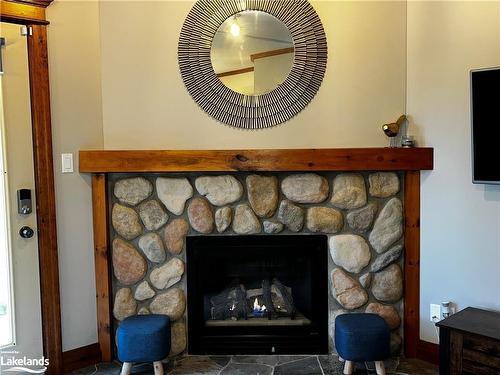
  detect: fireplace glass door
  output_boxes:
[187,235,328,354]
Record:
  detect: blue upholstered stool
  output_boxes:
[116,314,171,375]
[335,313,390,375]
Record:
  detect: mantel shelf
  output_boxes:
[79,148,433,173]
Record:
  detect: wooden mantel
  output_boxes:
[81,147,436,365]
[79,148,433,173]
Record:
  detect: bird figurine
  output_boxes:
[382,115,406,147]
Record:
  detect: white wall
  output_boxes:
[47,1,103,351]
[406,1,500,343]
[45,0,405,351]
[99,1,406,149]
[46,0,500,351]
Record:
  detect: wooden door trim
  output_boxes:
[0,0,49,24]
[1,3,63,375]
[26,23,63,375]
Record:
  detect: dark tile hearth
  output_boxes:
[69,355,437,375]
[273,356,322,375]
[220,362,273,375]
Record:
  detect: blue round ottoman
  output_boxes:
[116,314,171,375]
[335,313,390,375]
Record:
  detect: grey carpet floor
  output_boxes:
[70,355,438,375]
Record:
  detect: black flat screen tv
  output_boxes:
[471,67,500,184]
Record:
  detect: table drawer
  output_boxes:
[462,335,500,374]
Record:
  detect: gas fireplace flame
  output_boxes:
[253,298,266,313]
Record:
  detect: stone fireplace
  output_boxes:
[109,171,405,357]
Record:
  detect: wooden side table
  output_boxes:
[437,307,500,374]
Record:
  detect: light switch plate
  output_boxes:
[61,153,73,173]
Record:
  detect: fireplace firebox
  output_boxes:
[186,235,329,355]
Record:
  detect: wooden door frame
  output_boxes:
[0,1,63,374]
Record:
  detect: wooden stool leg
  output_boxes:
[153,361,164,375]
[375,361,386,375]
[343,360,354,375]
[120,362,132,375]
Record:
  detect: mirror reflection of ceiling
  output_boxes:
[211,10,294,96]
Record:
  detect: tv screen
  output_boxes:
[471,67,500,184]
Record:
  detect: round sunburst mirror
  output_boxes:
[178,0,327,129]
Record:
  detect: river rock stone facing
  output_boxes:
[134,281,155,301]
[163,219,189,255]
[170,321,187,356]
[370,244,403,272]
[215,207,232,233]
[331,174,367,209]
[331,268,368,310]
[329,234,371,273]
[281,173,329,203]
[150,257,185,290]
[112,203,142,240]
[195,175,243,206]
[149,288,186,321]
[187,197,214,233]
[278,200,304,232]
[307,207,343,233]
[365,302,401,329]
[359,273,372,289]
[232,204,261,234]
[109,171,404,357]
[346,202,377,233]
[156,177,193,215]
[369,172,400,198]
[246,175,279,217]
[114,177,152,206]
[263,220,284,234]
[113,288,137,321]
[329,309,347,347]
[138,232,166,263]
[112,239,147,285]
[371,264,403,302]
[138,200,168,231]
[137,307,150,315]
[369,198,403,253]
[390,333,402,355]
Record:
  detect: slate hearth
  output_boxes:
[70,355,438,375]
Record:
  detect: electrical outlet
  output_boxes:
[430,304,441,322]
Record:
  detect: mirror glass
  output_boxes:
[211,10,294,96]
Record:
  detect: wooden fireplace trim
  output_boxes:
[79,147,433,173]
[80,147,436,363]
